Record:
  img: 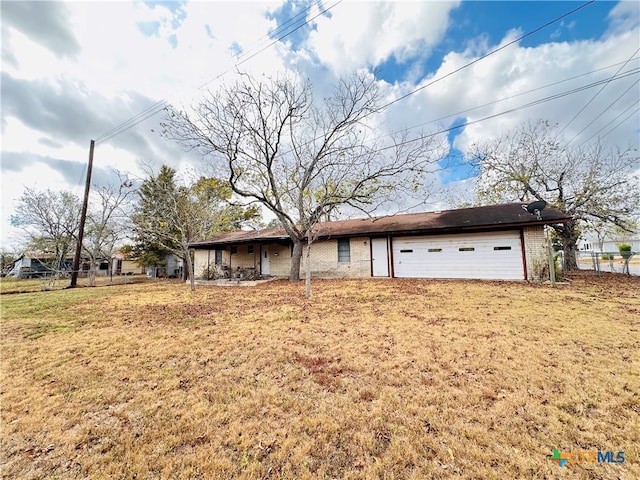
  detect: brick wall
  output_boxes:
[300,237,371,278]
[193,248,230,279]
[523,226,547,281]
[240,237,373,279]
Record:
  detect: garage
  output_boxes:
[392,231,524,280]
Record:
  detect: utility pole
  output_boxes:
[70,140,95,288]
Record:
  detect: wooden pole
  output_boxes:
[547,236,556,287]
[70,140,95,288]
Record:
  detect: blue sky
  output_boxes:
[1,0,638,247]
[270,1,617,85]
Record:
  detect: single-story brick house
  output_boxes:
[190,203,571,281]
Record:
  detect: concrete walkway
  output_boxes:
[192,277,281,287]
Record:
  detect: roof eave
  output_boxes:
[189,235,289,248]
[190,217,571,247]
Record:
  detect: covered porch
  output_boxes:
[191,232,293,281]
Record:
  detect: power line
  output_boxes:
[372,68,639,155]
[559,47,640,142]
[232,2,319,60]
[95,100,169,144]
[96,102,169,145]
[199,0,343,90]
[269,0,601,160]
[274,65,638,161]
[565,77,639,146]
[95,0,596,148]
[94,0,630,170]
[584,99,640,145]
[236,0,342,70]
[95,0,591,146]
[382,0,596,109]
[387,64,640,141]
[95,1,342,145]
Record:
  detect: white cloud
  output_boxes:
[2,0,639,249]
[306,1,460,76]
[403,27,640,158]
[0,163,79,251]
[2,2,283,106]
[606,0,640,36]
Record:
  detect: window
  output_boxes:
[493,246,512,251]
[400,249,413,253]
[230,246,238,255]
[428,248,442,253]
[459,247,475,252]
[247,245,254,254]
[337,239,351,262]
[215,249,223,265]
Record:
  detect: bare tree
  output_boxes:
[83,172,136,286]
[163,71,447,294]
[10,188,81,276]
[469,120,640,270]
[0,248,18,275]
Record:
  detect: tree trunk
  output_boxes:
[184,249,195,291]
[305,237,312,298]
[54,248,66,279]
[290,239,303,282]
[88,267,96,287]
[557,221,579,271]
[86,253,96,286]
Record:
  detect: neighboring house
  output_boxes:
[146,253,184,279]
[190,203,571,282]
[164,253,183,279]
[110,251,183,278]
[9,254,118,279]
[80,258,112,277]
[8,254,74,278]
[578,235,640,253]
[111,251,146,276]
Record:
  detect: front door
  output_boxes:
[371,237,389,277]
[261,246,270,276]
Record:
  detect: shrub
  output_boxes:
[553,253,563,281]
[618,243,632,259]
[531,254,563,282]
[601,253,614,260]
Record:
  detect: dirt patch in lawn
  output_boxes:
[1,273,639,479]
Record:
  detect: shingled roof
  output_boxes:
[190,203,571,247]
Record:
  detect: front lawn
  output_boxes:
[1,274,638,479]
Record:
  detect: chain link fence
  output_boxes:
[1,271,163,294]
[573,251,639,276]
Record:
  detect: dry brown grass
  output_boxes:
[0,274,156,294]
[1,274,639,479]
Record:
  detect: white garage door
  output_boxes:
[392,231,524,280]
